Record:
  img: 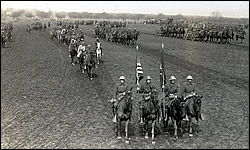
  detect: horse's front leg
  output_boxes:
[173,119,178,140]
[117,118,122,139]
[144,121,149,139]
[125,120,130,144]
[188,116,193,137]
[151,120,156,145]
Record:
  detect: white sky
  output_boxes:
[1,1,249,18]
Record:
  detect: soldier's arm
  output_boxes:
[138,84,144,93]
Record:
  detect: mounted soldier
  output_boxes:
[137,76,158,124]
[181,75,197,121]
[162,75,180,117]
[110,76,131,122]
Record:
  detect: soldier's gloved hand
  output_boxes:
[162,85,165,89]
[122,92,126,95]
[193,92,196,95]
[137,87,140,91]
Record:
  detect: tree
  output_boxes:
[157,13,165,20]
[211,11,223,18]
[10,10,24,19]
[25,12,34,18]
[55,12,66,19]
[36,10,50,19]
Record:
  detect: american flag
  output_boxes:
[135,45,144,85]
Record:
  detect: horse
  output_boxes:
[114,87,133,144]
[69,40,78,65]
[141,90,160,144]
[236,30,246,44]
[6,30,12,42]
[1,33,7,48]
[77,49,86,74]
[226,29,234,44]
[85,51,97,80]
[161,95,186,140]
[182,95,203,137]
[96,42,102,64]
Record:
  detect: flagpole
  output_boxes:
[162,43,166,119]
[136,45,140,122]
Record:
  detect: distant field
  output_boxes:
[1,19,249,149]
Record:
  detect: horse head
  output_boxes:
[194,95,203,114]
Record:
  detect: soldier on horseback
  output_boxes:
[111,76,131,122]
[181,75,197,121]
[69,39,78,65]
[137,76,157,124]
[162,75,180,117]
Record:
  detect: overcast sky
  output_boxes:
[1,1,249,18]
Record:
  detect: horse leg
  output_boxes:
[117,118,122,139]
[151,120,156,144]
[90,67,93,80]
[144,121,149,139]
[188,117,193,137]
[125,120,129,144]
[173,119,178,140]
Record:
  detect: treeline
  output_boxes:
[1,8,249,25]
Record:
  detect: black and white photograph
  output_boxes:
[1,1,249,149]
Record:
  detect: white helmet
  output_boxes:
[186,75,193,80]
[169,75,176,80]
[119,76,125,80]
[146,76,152,80]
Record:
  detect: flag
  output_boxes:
[135,45,144,85]
[160,43,166,90]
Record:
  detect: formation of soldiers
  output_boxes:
[93,23,140,45]
[1,22,13,48]
[157,20,246,44]
[111,74,199,124]
[50,21,82,47]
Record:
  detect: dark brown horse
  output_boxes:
[183,95,203,137]
[141,90,160,144]
[85,51,97,80]
[162,96,186,140]
[115,87,133,144]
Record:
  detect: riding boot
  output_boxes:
[139,108,143,124]
[112,106,117,123]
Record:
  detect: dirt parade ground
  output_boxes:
[1,19,249,149]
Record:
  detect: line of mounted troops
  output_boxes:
[111,74,199,123]
[1,23,13,48]
[157,21,246,44]
[50,22,84,47]
[93,23,140,45]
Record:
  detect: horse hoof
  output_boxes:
[189,133,193,137]
[125,140,129,144]
[145,135,149,139]
[117,136,122,139]
[152,141,155,145]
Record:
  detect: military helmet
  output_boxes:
[119,76,126,80]
[87,44,91,47]
[146,76,152,80]
[186,75,193,80]
[169,75,176,80]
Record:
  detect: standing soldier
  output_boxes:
[110,76,131,122]
[137,76,157,124]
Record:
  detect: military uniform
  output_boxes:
[164,82,179,107]
[181,81,196,99]
[112,82,130,114]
